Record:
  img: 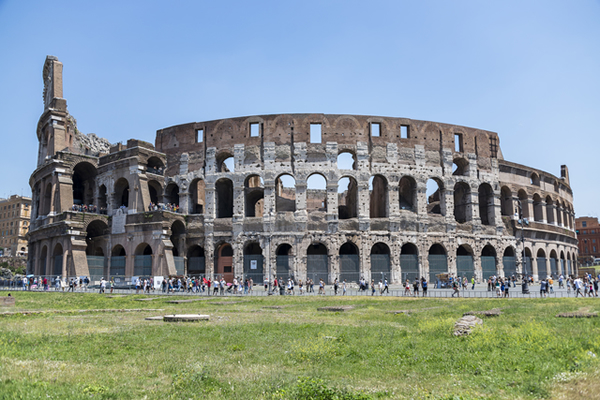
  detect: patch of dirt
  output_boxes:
[464,308,503,317]
[317,306,355,312]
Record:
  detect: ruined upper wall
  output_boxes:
[156,114,502,173]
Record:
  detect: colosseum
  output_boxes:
[28,56,578,285]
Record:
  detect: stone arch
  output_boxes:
[85,219,108,256]
[170,220,186,257]
[337,151,356,170]
[481,244,497,279]
[426,178,445,215]
[216,152,235,173]
[98,184,107,211]
[457,244,475,279]
[307,242,329,283]
[275,243,294,279]
[42,182,52,215]
[369,175,388,218]
[338,176,358,219]
[533,194,543,222]
[454,181,471,223]
[478,183,495,226]
[500,186,513,216]
[545,195,555,224]
[518,189,529,219]
[400,243,418,281]
[530,172,540,186]
[40,245,48,276]
[243,241,263,282]
[399,176,417,211]
[190,178,205,214]
[111,244,126,256]
[147,156,164,174]
[452,157,469,176]
[215,178,234,218]
[275,174,296,212]
[72,162,97,206]
[502,246,517,278]
[307,173,327,212]
[428,243,448,286]
[549,249,558,277]
[52,243,63,276]
[114,178,129,209]
[339,242,360,283]
[135,243,153,256]
[148,180,162,206]
[165,182,180,207]
[245,174,264,218]
[216,243,234,281]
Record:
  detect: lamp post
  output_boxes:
[516,200,530,294]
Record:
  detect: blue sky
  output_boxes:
[0,1,598,215]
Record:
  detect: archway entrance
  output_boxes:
[307,243,328,284]
[276,244,293,280]
[481,245,497,280]
[456,245,474,279]
[339,242,359,283]
[216,243,233,282]
[243,242,263,284]
[371,243,391,282]
[428,244,447,287]
[400,243,419,282]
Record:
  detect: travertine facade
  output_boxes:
[28,56,578,283]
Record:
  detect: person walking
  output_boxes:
[451,279,460,297]
[371,279,376,296]
[471,276,475,290]
[421,277,428,297]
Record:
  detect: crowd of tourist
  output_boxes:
[147,202,181,213]
[71,204,107,214]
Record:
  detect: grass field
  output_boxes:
[1,292,599,399]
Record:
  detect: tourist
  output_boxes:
[333,278,339,295]
[471,276,475,290]
[413,278,419,297]
[421,277,428,297]
[403,279,411,296]
[371,279,376,296]
[540,278,547,298]
[342,280,347,295]
[319,279,325,295]
[451,279,460,297]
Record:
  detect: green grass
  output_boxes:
[1,293,599,399]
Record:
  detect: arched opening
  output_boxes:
[243,242,263,283]
[480,245,497,279]
[98,185,107,213]
[147,180,162,207]
[134,243,152,277]
[426,178,444,215]
[339,242,359,283]
[147,156,165,175]
[371,242,391,281]
[52,244,63,277]
[43,182,52,215]
[245,175,264,218]
[165,182,180,208]
[559,251,566,276]
[549,250,558,278]
[187,245,206,276]
[536,248,548,278]
[518,190,529,220]
[533,194,543,222]
[307,174,327,212]
[399,176,417,211]
[567,252,573,276]
[216,178,234,218]
[337,151,356,170]
[216,243,234,282]
[190,179,205,214]
[275,174,296,212]
[110,244,126,277]
[500,186,513,217]
[307,243,329,284]
[456,245,474,279]
[454,182,471,223]
[72,162,97,206]
[428,244,448,287]
[114,178,129,209]
[478,183,495,225]
[452,157,469,176]
[503,247,517,278]
[545,196,555,225]
[523,248,533,276]
[556,201,563,226]
[86,220,108,278]
[276,243,293,279]
[369,175,388,218]
[400,243,418,282]
[40,245,48,276]
[170,220,185,274]
[338,176,358,219]
[217,153,235,173]
[530,172,540,186]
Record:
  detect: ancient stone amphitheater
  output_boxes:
[28,56,578,285]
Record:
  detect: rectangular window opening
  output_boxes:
[454,133,463,152]
[250,123,260,138]
[310,123,322,143]
[400,125,409,139]
[195,129,203,143]
[371,123,380,137]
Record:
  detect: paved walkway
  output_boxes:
[1,283,589,299]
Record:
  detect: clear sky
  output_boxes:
[0,1,598,215]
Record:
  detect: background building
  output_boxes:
[0,195,31,257]
[575,217,600,266]
[28,56,579,283]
